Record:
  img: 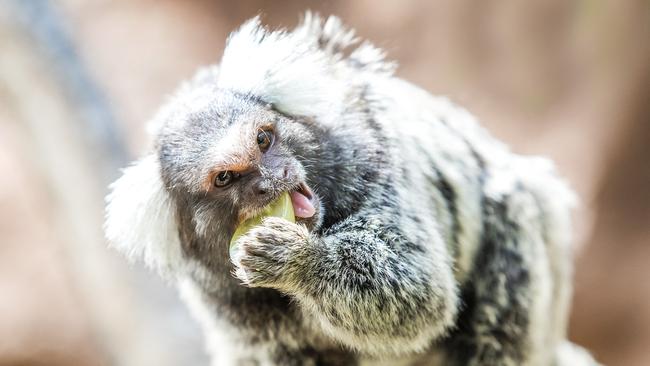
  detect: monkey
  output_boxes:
[105,13,599,366]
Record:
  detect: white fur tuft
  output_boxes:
[216,13,393,123]
[105,154,183,277]
[556,341,601,366]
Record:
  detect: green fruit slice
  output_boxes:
[229,192,295,256]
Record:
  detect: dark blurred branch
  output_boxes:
[1,1,206,365]
[10,0,128,178]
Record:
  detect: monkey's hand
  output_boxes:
[230,216,309,290]
[231,213,460,356]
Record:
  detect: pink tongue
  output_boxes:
[290,190,316,218]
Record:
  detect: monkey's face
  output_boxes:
[156,90,322,242]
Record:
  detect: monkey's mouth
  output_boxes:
[236,182,317,225]
[290,183,316,219]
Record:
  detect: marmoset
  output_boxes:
[105,13,598,366]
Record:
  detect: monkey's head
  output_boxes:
[105,78,325,276]
[105,14,393,277]
[157,85,323,238]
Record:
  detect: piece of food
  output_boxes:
[230,192,295,256]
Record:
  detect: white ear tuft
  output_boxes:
[105,154,183,277]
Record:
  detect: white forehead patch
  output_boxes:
[216,13,394,124]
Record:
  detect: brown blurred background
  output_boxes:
[1,1,648,365]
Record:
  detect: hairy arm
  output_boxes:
[231,212,459,355]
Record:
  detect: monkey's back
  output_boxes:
[366,75,582,364]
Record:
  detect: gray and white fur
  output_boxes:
[105,13,599,366]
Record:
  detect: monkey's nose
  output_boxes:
[253,180,272,196]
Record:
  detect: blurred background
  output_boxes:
[1,1,648,365]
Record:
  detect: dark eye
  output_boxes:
[214,171,233,187]
[256,128,274,152]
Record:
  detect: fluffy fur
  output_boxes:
[105,13,599,366]
[216,14,393,122]
[105,154,183,275]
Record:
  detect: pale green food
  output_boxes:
[229,192,295,256]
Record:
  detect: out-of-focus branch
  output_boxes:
[1,1,205,365]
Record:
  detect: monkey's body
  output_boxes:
[105,14,598,366]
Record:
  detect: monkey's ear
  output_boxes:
[104,154,183,277]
